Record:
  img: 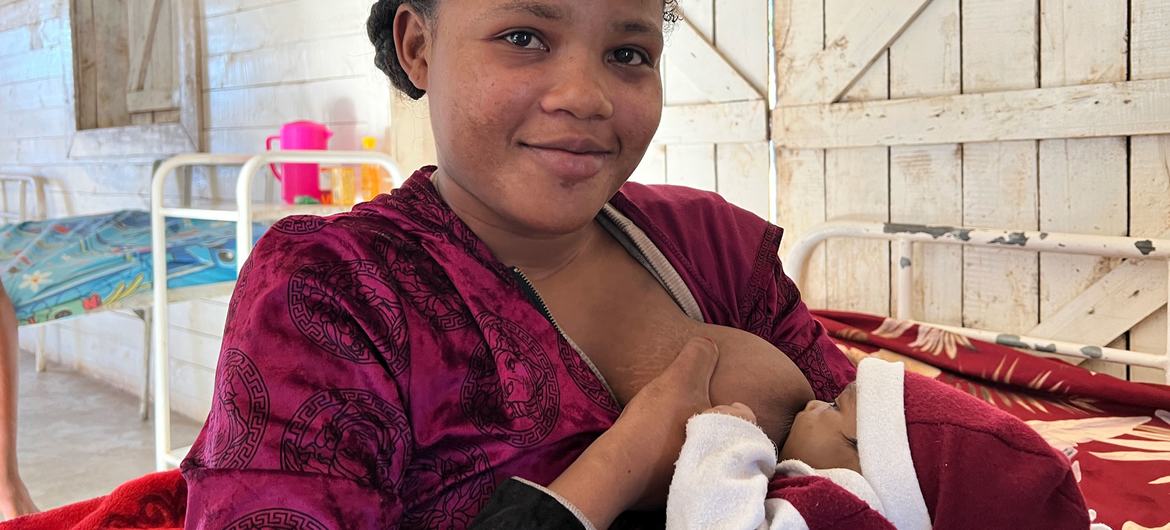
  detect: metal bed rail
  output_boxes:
[0,175,52,373]
[785,221,1170,384]
[150,150,405,470]
[0,175,45,223]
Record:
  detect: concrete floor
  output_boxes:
[17,351,201,511]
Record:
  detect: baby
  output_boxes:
[668,352,1094,530]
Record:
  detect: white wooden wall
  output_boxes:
[629,0,772,221]
[776,0,1170,383]
[0,0,390,419]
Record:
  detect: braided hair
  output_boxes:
[367,0,680,100]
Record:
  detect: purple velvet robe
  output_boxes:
[181,167,854,529]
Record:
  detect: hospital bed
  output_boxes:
[786,222,1170,528]
[4,152,404,466]
[786,222,1170,383]
[148,150,405,470]
[0,172,263,422]
[0,174,50,370]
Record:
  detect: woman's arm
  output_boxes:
[183,229,412,528]
[472,337,722,529]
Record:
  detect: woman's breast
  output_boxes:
[584,306,813,446]
[699,323,814,445]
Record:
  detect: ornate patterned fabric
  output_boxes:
[176,167,852,529]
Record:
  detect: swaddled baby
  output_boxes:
[672,327,1093,530]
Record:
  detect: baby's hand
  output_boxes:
[703,402,757,424]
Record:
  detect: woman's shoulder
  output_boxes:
[613,181,781,261]
[614,181,778,242]
[249,209,412,277]
[611,181,784,321]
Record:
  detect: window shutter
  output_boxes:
[125,0,178,116]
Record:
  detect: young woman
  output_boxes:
[183,1,854,528]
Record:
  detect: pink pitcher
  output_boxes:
[266,121,332,204]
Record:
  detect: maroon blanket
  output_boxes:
[814,310,1170,530]
[7,310,1170,529]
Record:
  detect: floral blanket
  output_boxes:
[0,210,266,325]
[814,310,1170,530]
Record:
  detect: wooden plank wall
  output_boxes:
[630,0,771,220]
[776,0,1170,383]
[1130,0,1170,383]
[0,0,391,419]
[1037,0,1129,377]
[775,0,827,307]
[822,2,890,317]
[961,0,1040,336]
[888,0,961,325]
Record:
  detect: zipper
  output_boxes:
[511,266,621,406]
[511,266,560,329]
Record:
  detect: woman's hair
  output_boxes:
[367,0,680,100]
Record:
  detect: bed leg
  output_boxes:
[137,309,151,421]
[896,239,914,320]
[34,327,45,373]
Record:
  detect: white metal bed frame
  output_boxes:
[786,221,1170,385]
[2,174,172,421]
[0,175,51,372]
[0,175,45,224]
[150,150,405,470]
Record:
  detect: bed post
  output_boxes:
[896,239,913,320]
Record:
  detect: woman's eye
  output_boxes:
[612,47,650,66]
[503,31,546,50]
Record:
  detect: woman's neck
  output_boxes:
[431,169,601,281]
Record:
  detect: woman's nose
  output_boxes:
[540,56,615,120]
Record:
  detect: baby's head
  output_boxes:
[775,358,1088,528]
[778,381,859,473]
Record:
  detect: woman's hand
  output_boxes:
[548,337,720,527]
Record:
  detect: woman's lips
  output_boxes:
[521,143,612,181]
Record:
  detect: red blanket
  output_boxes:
[7,311,1170,529]
[0,470,183,529]
[814,310,1170,530]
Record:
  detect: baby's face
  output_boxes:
[779,382,860,473]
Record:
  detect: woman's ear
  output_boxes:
[394,4,431,93]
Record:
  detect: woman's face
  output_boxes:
[418,0,665,236]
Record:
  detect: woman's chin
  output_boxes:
[502,187,618,234]
[509,208,600,236]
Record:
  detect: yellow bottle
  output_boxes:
[358,136,385,202]
[331,166,356,206]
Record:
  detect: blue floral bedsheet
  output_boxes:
[0,210,266,325]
